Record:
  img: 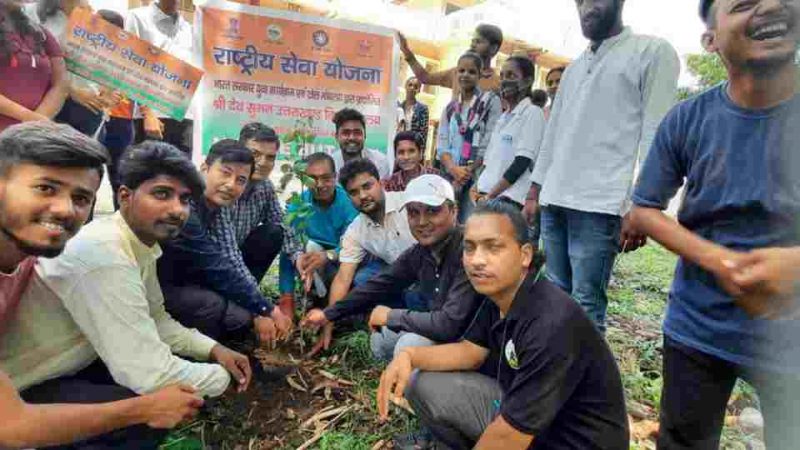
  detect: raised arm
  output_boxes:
[396,32,455,88]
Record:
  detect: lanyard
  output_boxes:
[453,95,482,161]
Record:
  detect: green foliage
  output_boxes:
[318,432,381,450]
[159,422,207,450]
[679,52,729,101]
[281,117,319,247]
[330,330,374,369]
[686,53,728,89]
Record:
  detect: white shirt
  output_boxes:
[477,97,546,205]
[339,192,416,264]
[125,3,195,118]
[333,148,393,180]
[2,214,230,397]
[530,27,680,216]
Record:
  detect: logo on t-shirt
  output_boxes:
[504,339,519,370]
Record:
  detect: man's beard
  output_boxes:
[341,142,363,157]
[0,224,65,258]
[746,50,799,77]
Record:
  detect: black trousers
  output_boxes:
[133,118,193,157]
[162,222,284,341]
[658,336,800,450]
[240,221,283,282]
[100,117,135,210]
[55,98,104,137]
[162,284,253,341]
[20,359,168,450]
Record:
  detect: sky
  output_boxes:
[503,0,708,86]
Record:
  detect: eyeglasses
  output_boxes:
[308,174,335,185]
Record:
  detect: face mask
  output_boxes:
[501,80,529,100]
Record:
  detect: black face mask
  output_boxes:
[500,80,520,98]
[500,80,531,102]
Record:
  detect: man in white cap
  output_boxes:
[303,174,485,361]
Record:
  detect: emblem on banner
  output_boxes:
[357,39,373,57]
[312,30,329,48]
[225,18,242,39]
[266,24,283,43]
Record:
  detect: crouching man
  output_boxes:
[377,201,629,449]
[304,174,483,361]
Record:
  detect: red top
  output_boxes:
[0,257,36,336]
[382,166,442,192]
[0,20,63,132]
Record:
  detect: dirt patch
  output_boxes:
[194,338,394,450]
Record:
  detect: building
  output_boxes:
[92,0,570,156]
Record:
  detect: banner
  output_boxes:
[194,0,398,157]
[63,8,203,121]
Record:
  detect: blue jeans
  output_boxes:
[540,205,621,331]
[279,256,427,311]
[370,329,435,361]
[353,258,430,311]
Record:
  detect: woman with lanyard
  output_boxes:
[0,0,68,132]
[29,0,117,137]
[473,55,546,246]
[436,51,500,223]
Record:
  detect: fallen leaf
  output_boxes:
[318,369,338,380]
[311,379,341,394]
[286,375,307,392]
[630,419,659,441]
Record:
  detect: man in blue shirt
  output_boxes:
[631,0,800,448]
[278,152,359,301]
[158,140,292,347]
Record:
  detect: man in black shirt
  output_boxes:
[303,174,483,360]
[377,200,629,449]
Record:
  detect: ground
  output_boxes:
[161,244,763,450]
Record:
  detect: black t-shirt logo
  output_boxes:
[504,339,519,370]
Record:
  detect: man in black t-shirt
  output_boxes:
[377,201,629,449]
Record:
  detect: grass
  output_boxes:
[162,243,761,449]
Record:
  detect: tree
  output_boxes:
[686,53,728,89]
[678,52,728,101]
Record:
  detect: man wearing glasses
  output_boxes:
[279,152,359,306]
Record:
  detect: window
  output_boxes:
[444,3,463,14]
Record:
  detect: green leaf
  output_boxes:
[299,174,316,188]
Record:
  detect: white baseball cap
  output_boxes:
[401,174,455,209]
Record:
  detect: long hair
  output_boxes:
[0,0,45,63]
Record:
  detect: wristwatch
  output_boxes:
[326,249,337,262]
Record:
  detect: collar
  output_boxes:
[192,199,218,225]
[151,2,179,24]
[365,191,403,227]
[507,97,533,117]
[428,227,462,265]
[458,88,483,108]
[504,269,545,322]
[589,26,632,54]
[241,179,268,200]
[113,212,162,266]
[309,185,343,210]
